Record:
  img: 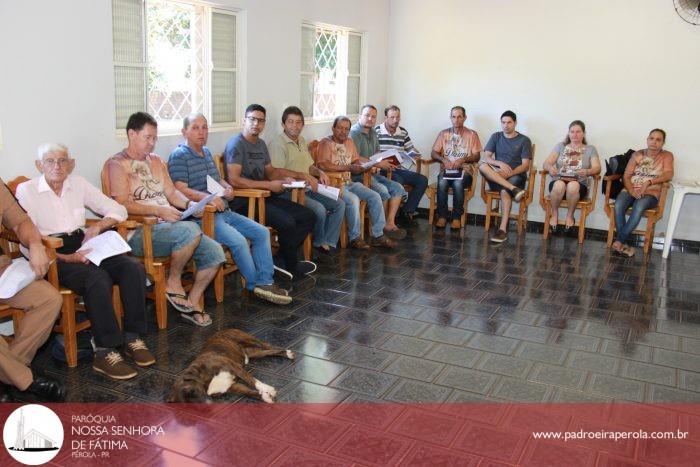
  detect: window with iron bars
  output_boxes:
[112,0,239,131]
[301,23,363,120]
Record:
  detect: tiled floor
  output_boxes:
[7,220,700,466]
[25,219,700,405]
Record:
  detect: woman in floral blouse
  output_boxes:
[612,129,674,257]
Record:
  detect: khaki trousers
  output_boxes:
[0,280,61,390]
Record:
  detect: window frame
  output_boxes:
[112,0,244,135]
[301,21,365,123]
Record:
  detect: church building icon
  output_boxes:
[10,409,58,452]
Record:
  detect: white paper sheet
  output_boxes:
[317,184,340,201]
[206,175,225,196]
[0,258,36,299]
[180,192,217,219]
[77,231,132,266]
[283,181,307,189]
[360,160,379,170]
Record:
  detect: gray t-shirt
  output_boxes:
[223,133,271,181]
[484,132,532,169]
[551,142,599,186]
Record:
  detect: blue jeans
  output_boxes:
[353,174,406,201]
[388,168,428,214]
[282,190,345,248]
[128,221,225,270]
[343,182,386,239]
[437,172,473,218]
[200,210,274,290]
[614,190,658,244]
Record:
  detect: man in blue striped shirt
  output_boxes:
[168,113,291,305]
[375,105,428,227]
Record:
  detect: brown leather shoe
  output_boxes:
[369,235,396,249]
[125,339,156,367]
[435,217,447,228]
[451,219,461,229]
[350,238,370,250]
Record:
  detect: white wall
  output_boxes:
[0,0,389,188]
[387,0,700,241]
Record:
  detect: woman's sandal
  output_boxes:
[620,245,635,257]
[165,292,193,313]
[180,310,212,327]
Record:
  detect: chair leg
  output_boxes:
[607,216,615,247]
[112,285,122,329]
[484,195,492,232]
[516,206,524,235]
[428,190,435,225]
[340,218,348,248]
[461,190,468,227]
[61,294,78,368]
[214,266,224,303]
[543,203,551,239]
[578,209,587,244]
[360,201,367,241]
[153,267,167,330]
[644,220,655,255]
[303,234,313,261]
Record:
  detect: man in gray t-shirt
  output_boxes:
[223,104,317,279]
[478,110,531,243]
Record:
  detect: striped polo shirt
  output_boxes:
[167,143,222,192]
[374,122,417,154]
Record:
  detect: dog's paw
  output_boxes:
[286,350,296,360]
[254,379,277,403]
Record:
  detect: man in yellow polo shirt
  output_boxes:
[268,106,345,261]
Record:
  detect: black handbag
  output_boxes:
[603,149,634,199]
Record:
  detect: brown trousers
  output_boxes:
[0,280,61,390]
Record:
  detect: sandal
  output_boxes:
[180,310,212,327]
[620,245,635,257]
[165,292,193,313]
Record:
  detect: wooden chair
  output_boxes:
[423,161,479,227]
[538,171,601,244]
[100,170,215,329]
[5,176,132,366]
[480,144,537,234]
[603,175,670,255]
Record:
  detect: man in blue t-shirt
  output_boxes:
[479,110,531,243]
[223,104,316,280]
[168,113,291,305]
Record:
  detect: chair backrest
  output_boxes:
[7,176,30,195]
[213,153,226,181]
[308,140,320,163]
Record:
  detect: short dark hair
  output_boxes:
[360,104,377,114]
[650,128,667,142]
[126,112,157,133]
[501,110,517,122]
[282,106,304,125]
[333,116,352,128]
[450,106,466,117]
[384,105,400,117]
[245,104,266,116]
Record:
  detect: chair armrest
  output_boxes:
[603,174,621,182]
[233,189,271,198]
[125,215,158,226]
[85,218,140,230]
[41,236,63,249]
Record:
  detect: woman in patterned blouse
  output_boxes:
[612,129,674,257]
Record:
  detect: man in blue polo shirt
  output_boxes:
[168,113,291,305]
[478,110,531,243]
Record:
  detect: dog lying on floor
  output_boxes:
[168,329,295,403]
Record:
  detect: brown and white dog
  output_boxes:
[168,329,295,403]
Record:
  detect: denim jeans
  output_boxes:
[352,174,406,201]
[343,181,386,239]
[614,190,658,244]
[282,190,345,248]
[198,210,274,290]
[388,168,428,214]
[437,172,473,218]
[128,221,225,270]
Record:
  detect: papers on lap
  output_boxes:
[206,175,225,196]
[181,192,217,219]
[0,258,36,299]
[77,231,132,266]
[283,181,307,189]
[317,184,340,201]
[443,168,463,180]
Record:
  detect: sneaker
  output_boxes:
[451,219,461,229]
[510,187,526,202]
[313,246,336,265]
[435,217,447,228]
[490,229,508,243]
[350,238,370,250]
[254,284,293,305]
[93,351,138,380]
[384,228,407,240]
[124,339,156,367]
[369,235,395,249]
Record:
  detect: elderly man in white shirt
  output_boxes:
[16,143,155,381]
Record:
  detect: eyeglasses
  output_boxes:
[43,158,71,167]
[246,116,266,124]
